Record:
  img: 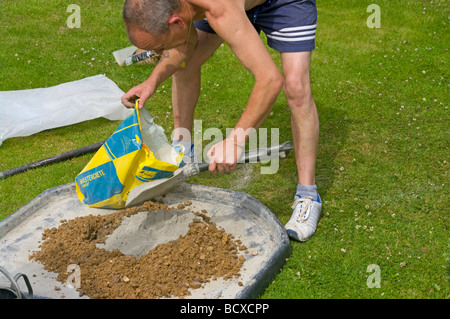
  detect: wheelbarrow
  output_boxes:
[0,142,293,299]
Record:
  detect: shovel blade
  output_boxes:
[125,168,187,207]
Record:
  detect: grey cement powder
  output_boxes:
[97,209,196,258]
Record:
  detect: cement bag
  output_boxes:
[75,100,184,209]
[0,74,132,146]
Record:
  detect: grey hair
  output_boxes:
[123,0,181,35]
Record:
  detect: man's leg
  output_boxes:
[172,30,223,161]
[281,51,319,186]
[281,51,322,242]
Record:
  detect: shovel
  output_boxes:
[125,141,293,207]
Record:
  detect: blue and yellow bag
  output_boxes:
[75,101,183,209]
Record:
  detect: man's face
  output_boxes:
[127,23,186,54]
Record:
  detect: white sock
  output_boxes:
[296,184,318,201]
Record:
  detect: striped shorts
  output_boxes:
[194,0,317,52]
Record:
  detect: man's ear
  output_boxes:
[168,15,185,28]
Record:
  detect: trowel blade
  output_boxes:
[112,45,137,66]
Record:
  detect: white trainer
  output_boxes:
[285,195,322,242]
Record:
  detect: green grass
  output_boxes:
[0,0,448,299]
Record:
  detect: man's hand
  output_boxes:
[121,80,155,109]
[207,137,244,173]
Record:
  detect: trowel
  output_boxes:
[112,45,159,66]
[125,141,294,207]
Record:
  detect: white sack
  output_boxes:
[0,74,132,146]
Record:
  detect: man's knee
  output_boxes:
[283,77,313,109]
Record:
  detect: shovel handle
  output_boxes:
[196,141,293,173]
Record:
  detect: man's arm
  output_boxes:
[121,27,198,109]
[207,0,283,134]
[200,0,284,170]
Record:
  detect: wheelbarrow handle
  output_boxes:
[0,266,21,299]
[0,266,33,299]
[13,273,33,299]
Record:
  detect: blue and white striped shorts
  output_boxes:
[194,0,317,52]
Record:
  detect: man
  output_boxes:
[121,0,321,242]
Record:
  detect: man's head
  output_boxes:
[123,0,186,53]
[123,0,181,33]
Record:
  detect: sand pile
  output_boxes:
[29,200,247,299]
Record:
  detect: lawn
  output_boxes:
[0,0,448,299]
